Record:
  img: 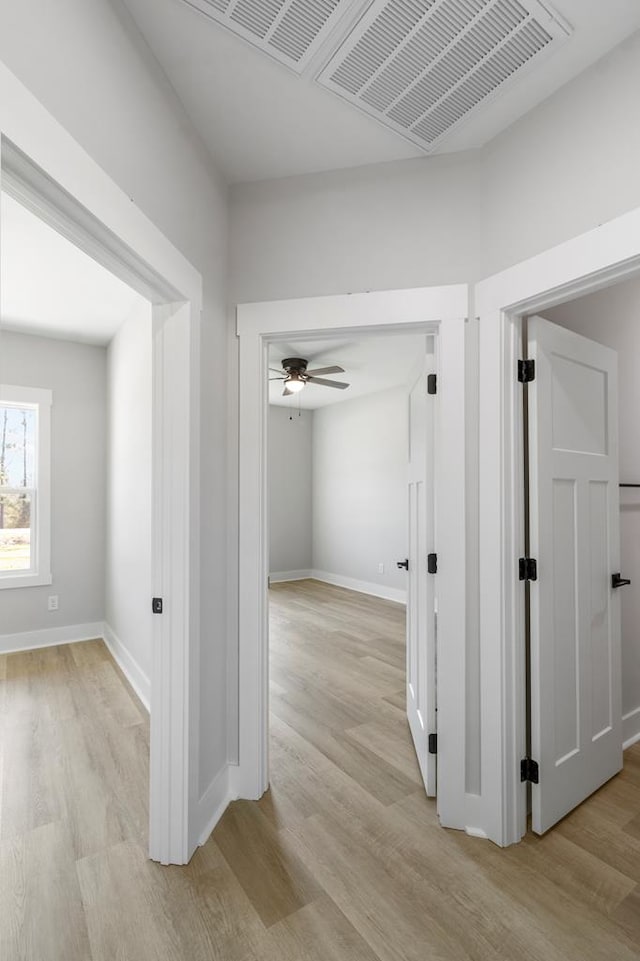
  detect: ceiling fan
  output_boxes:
[269,357,350,396]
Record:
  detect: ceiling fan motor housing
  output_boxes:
[282,358,308,373]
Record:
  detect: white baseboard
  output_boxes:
[103,622,150,713]
[310,569,407,605]
[0,621,104,656]
[269,569,313,584]
[623,706,640,750]
[269,568,406,603]
[197,765,237,847]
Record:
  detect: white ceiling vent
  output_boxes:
[179,0,363,72]
[317,0,572,152]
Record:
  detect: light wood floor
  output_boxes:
[2,581,640,959]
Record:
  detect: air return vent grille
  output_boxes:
[318,0,571,151]
[180,0,358,72]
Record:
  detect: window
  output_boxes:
[0,385,52,588]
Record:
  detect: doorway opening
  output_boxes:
[0,184,154,855]
[235,284,467,834]
[0,133,202,864]
[476,211,640,846]
[518,275,640,835]
[265,330,437,813]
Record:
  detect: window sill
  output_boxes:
[0,571,53,590]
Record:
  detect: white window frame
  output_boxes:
[0,384,52,589]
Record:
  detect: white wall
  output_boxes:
[544,276,640,746]
[312,387,407,601]
[480,31,640,277]
[230,31,640,304]
[0,0,229,802]
[268,389,408,602]
[230,153,481,304]
[268,406,312,576]
[0,331,106,640]
[105,302,152,697]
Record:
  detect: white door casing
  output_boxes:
[0,65,204,864]
[406,354,437,796]
[476,205,640,846]
[528,316,622,834]
[235,286,467,833]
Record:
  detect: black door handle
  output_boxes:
[397,559,409,570]
[612,573,631,589]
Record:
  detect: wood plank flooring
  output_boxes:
[2,580,640,959]
[0,640,149,960]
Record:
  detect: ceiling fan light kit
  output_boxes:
[285,372,305,393]
[269,357,350,396]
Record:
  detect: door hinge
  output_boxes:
[519,557,537,581]
[427,553,438,574]
[428,733,438,755]
[152,597,164,614]
[520,757,539,784]
[518,359,535,383]
[427,373,437,395]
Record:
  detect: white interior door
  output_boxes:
[405,353,437,797]
[528,315,623,834]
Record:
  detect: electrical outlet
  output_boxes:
[378,563,384,574]
[48,595,59,612]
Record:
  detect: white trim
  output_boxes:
[1,140,182,305]
[236,285,467,833]
[269,569,313,583]
[0,621,104,655]
[237,286,467,338]
[310,570,406,605]
[268,568,407,603]
[0,385,52,406]
[623,706,640,750]
[475,203,640,846]
[464,826,490,839]
[0,571,53,590]
[0,62,201,302]
[0,63,203,864]
[103,622,151,713]
[197,766,237,847]
[149,301,201,864]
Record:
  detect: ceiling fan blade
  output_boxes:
[269,367,284,374]
[283,386,293,396]
[269,376,286,381]
[305,365,345,376]
[306,376,349,390]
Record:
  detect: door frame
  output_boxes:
[476,206,640,846]
[405,349,437,797]
[235,285,467,830]
[0,63,203,864]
